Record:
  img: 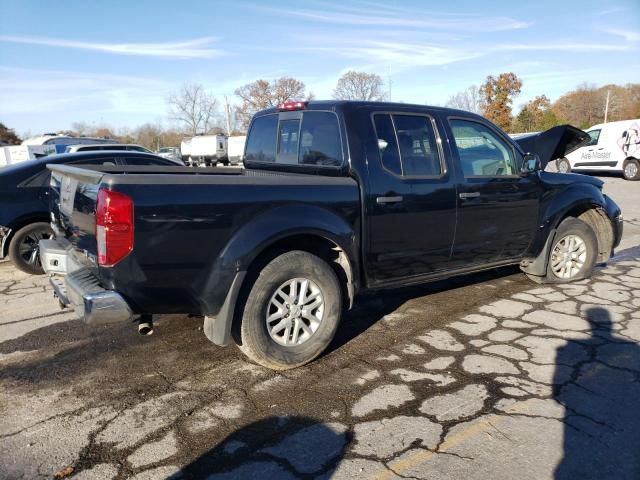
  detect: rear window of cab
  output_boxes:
[245,111,343,167]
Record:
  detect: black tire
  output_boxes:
[557,158,571,174]
[543,217,597,283]
[622,158,640,181]
[8,222,53,275]
[237,250,342,370]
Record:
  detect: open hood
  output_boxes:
[513,125,590,168]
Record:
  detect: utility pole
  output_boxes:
[387,66,392,101]
[224,96,232,136]
[604,89,610,124]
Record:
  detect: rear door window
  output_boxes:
[393,115,442,176]
[373,114,402,175]
[373,113,442,177]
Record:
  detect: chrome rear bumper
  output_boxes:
[41,238,133,326]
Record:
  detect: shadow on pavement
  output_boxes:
[179,416,350,479]
[554,307,640,479]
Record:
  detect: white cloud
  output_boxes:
[599,28,640,42]
[256,3,531,32]
[0,66,172,116]
[0,35,225,58]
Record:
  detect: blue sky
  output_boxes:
[0,0,638,135]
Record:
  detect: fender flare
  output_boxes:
[522,183,607,276]
[201,204,359,346]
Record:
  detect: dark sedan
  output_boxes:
[0,151,183,274]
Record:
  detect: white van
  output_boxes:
[559,119,640,180]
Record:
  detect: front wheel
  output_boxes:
[623,159,640,180]
[8,222,53,275]
[544,218,597,283]
[557,158,571,173]
[236,251,342,370]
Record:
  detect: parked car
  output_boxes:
[155,147,182,163]
[0,151,183,274]
[41,101,622,370]
[65,144,151,154]
[557,119,640,180]
[23,134,118,154]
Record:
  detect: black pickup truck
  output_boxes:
[40,101,623,369]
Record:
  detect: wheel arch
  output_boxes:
[201,204,360,346]
[1,212,51,258]
[522,184,612,276]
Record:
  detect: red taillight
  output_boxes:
[276,101,307,111]
[96,188,133,266]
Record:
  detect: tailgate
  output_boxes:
[49,164,106,263]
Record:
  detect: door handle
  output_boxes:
[376,195,403,204]
[459,192,480,199]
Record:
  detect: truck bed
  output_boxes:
[48,164,360,316]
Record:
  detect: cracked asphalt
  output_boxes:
[1,175,639,480]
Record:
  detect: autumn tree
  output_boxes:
[0,122,21,145]
[235,77,312,128]
[513,95,560,132]
[552,83,640,128]
[167,83,219,135]
[333,71,386,101]
[445,85,481,114]
[480,73,522,131]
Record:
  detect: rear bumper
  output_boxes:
[40,239,134,326]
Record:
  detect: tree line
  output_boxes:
[1,71,638,148]
[446,74,640,133]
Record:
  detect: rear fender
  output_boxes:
[199,204,359,346]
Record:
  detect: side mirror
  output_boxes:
[521,153,541,174]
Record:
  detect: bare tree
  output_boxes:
[167,83,218,135]
[71,121,90,136]
[333,71,386,101]
[235,77,311,128]
[445,85,481,114]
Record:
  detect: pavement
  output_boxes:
[1,174,639,480]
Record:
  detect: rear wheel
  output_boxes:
[544,218,597,283]
[623,159,639,180]
[8,222,53,275]
[557,158,571,173]
[236,250,342,370]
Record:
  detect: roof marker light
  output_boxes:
[276,101,307,111]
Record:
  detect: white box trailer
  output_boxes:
[227,135,246,165]
[181,135,228,166]
[0,144,56,167]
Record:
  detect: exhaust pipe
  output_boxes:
[137,315,154,336]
